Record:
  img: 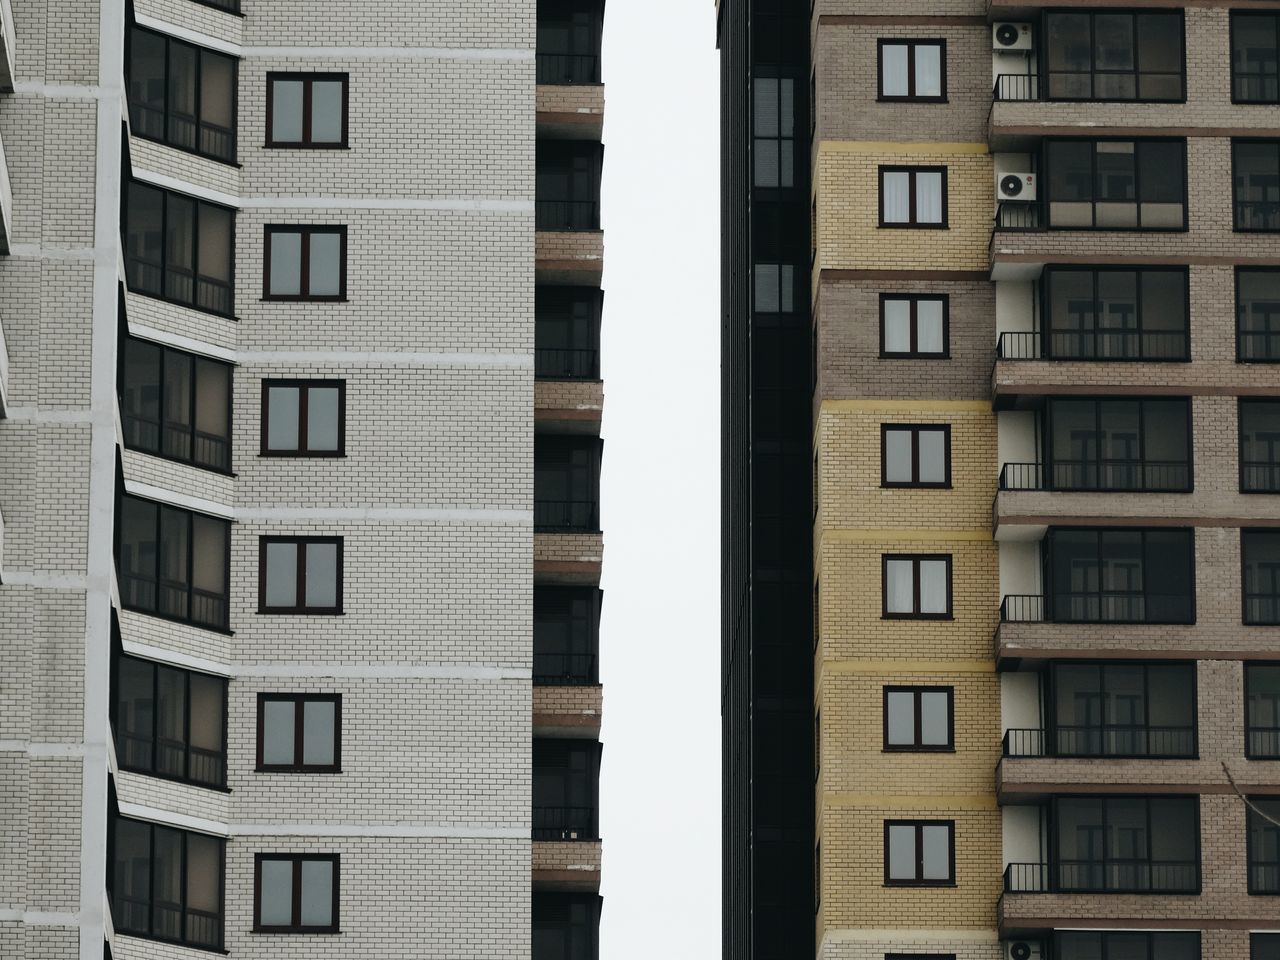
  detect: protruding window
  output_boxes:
[1045,139,1186,230]
[127,26,237,163]
[1043,11,1184,102]
[125,180,235,316]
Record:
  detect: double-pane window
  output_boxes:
[114,653,227,788]
[880,167,946,227]
[883,554,951,619]
[1049,661,1195,758]
[127,26,237,162]
[1239,270,1280,362]
[535,437,602,532]
[1244,530,1280,625]
[1044,12,1184,101]
[1045,527,1194,624]
[1045,139,1186,230]
[537,140,603,230]
[257,694,340,772]
[534,587,602,685]
[118,494,230,630]
[883,687,953,751]
[255,854,339,933]
[885,821,954,884]
[1241,400,1280,492]
[259,537,343,614]
[120,337,231,472]
[1234,141,1280,232]
[536,287,602,380]
[882,425,950,487]
[1250,800,1280,893]
[1057,932,1199,960]
[261,380,345,456]
[1248,664,1280,759]
[881,295,947,358]
[533,893,602,960]
[1052,796,1199,892]
[265,226,346,300]
[1233,13,1280,104]
[878,40,945,101]
[110,812,224,950]
[536,0,604,84]
[1042,266,1188,361]
[754,263,798,314]
[267,74,347,147]
[533,739,601,841]
[1044,397,1190,492]
[754,76,796,188]
[126,180,235,316]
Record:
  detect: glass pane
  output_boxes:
[308,232,342,296]
[917,430,946,484]
[919,691,949,745]
[305,541,339,608]
[881,44,908,97]
[128,29,166,137]
[311,81,344,143]
[886,691,915,745]
[166,195,195,272]
[126,182,164,286]
[191,515,227,596]
[1047,14,1091,73]
[271,80,305,142]
[306,387,341,451]
[883,299,911,353]
[152,827,183,937]
[882,172,910,223]
[915,172,943,223]
[186,833,221,914]
[1095,15,1135,71]
[918,559,948,613]
[258,859,293,926]
[1058,932,1103,960]
[299,860,333,926]
[916,299,944,353]
[167,43,197,150]
[267,386,301,451]
[122,338,162,446]
[1048,141,1094,202]
[915,44,941,98]
[194,359,229,438]
[1137,14,1183,73]
[885,559,914,613]
[269,231,303,296]
[120,496,159,581]
[1152,934,1199,960]
[188,672,224,754]
[884,429,913,483]
[921,824,950,879]
[1138,142,1184,204]
[200,52,235,129]
[302,700,336,766]
[264,541,298,607]
[197,204,233,284]
[156,666,187,777]
[262,699,296,765]
[112,817,151,932]
[117,658,155,768]
[887,824,916,879]
[1141,270,1187,336]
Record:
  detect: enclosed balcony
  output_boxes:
[536,143,604,285]
[533,893,601,960]
[533,587,602,738]
[533,740,602,892]
[535,437,603,584]
[535,287,603,435]
[537,0,604,86]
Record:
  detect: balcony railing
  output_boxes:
[994,74,1041,101]
[536,52,601,85]
[999,592,1191,624]
[998,460,1191,493]
[1002,726,1195,758]
[535,347,600,380]
[533,652,598,686]
[532,805,599,841]
[996,330,1190,362]
[1000,594,1045,622]
[1004,860,1199,894]
[1243,461,1280,493]
[995,200,1044,231]
[536,200,600,231]
[534,499,600,532]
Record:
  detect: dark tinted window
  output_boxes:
[1238,270,1280,361]
[1058,932,1198,960]
[127,25,237,162]
[533,893,601,960]
[1053,796,1199,892]
[1044,11,1183,101]
[1045,140,1186,229]
[1044,397,1190,491]
[125,181,234,316]
[1043,267,1187,360]
[1045,527,1194,623]
[536,0,604,84]
[120,337,231,471]
[1244,530,1280,625]
[1235,140,1280,231]
[537,141,603,230]
[1248,663,1280,759]
[1234,13,1280,104]
[534,587,601,684]
[536,287,602,379]
[1249,799,1280,893]
[1049,661,1195,757]
[535,437,602,531]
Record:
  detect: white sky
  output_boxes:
[596,1,722,957]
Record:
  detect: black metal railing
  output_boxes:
[534,499,600,532]
[535,347,600,380]
[533,652,598,686]
[1237,201,1280,232]
[1000,594,1045,623]
[536,52,601,85]
[995,200,1045,231]
[1002,728,1047,757]
[1239,331,1280,362]
[1245,594,1280,625]
[536,200,600,231]
[996,330,1190,362]
[1249,727,1280,758]
[1005,860,1199,893]
[1243,461,1280,493]
[994,74,1041,101]
[1004,862,1051,893]
[997,331,1043,360]
[532,805,599,841]
[1003,726,1195,758]
[998,460,1191,492]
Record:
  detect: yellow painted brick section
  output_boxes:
[814,142,992,273]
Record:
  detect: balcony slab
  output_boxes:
[993,488,1280,539]
[533,683,603,739]
[536,230,604,286]
[997,755,1280,804]
[532,840,601,892]
[995,619,1280,667]
[537,84,605,141]
[535,379,603,435]
[534,531,603,585]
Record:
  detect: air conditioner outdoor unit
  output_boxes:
[997,172,1037,202]
[993,22,1034,51]
[1005,941,1045,960]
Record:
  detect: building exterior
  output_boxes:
[722,2,1280,960]
[0,0,605,957]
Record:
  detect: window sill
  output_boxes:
[881,482,953,490]
[255,766,343,774]
[882,613,953,621]
[882,746,955,753]
[263,142,350,150]
[260,296,349,303]
[256,608,345,616]
[253,928,341,935]
[876,96,949,104]
[258,450,347,458]
[878,223,949,230]
[883,880,956,888]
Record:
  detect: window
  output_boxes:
[1044,527,1195,624]
[754,76,797,188]
[1043,397,1191,492]
[264,225,346,300]
[533,739,601,840]
[1250,799,1280,893]
[881,425,950,488]
[879,167,946,227]
[1256,936,1280,960]
[1244,530,1280,625]
[1234,140,1280,232]
[113,653,227,788]
[1049,661,1196,758]
[754,263,799,314]
[120,337,232,472]
[1043,11,1184,102]
[258,537,343,614]
[1045,139,1186,230]
[1233,13,1280,104]
[254,854,339,933]
[110,811,224,950]
[257,694,340,772]
[536,0,604,84]
[882,555,951,619]
[125,180,234,316]
[536,141,603,230]
[878,40,945,101]
[117,494,230,630]
[261,380,345,456]
[1247,663,1280,759]
[1238,269,1280,362]
[1052,795,1199,892]
[535,436,602,531]
[1057,932,1199,960]
[1042,266,1189,361]
[266,73,347,147]
[536,287,602,380]
[534,587,602,685]
[1241,400,1280,492]
[126,26,237,162]
[880,295,948,358]
[884,820,954,885]
[883,687,953,751]
[532,893,601,960]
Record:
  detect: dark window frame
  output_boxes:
[1040,264,1191,362]
[533,586,603,686]
[882,685,955,752]
[255,693,342,773]
[1041,396,1194,493]
[1248,798,1280,894]
[879,293,950,359]
[262,224,348,302]
[1232,12,1280,105]
[252,853,340,934]
[1243,529,1280,626]
[1246,662,1280,760]
[1237,267,1280,363]
[1043,137,1189,232]
[265,72,349,149]
[1239,398,1280,492]
[1055,931,1201,960]
[880,423,952,489]
[882,819,956,886]
[257,536,344,615]
[876,39,948,103]
[878,165,949,229]
[1041,10,1187,104]
[881,553,953,620]
[1233,139,1280,233]
[259,379,347,457]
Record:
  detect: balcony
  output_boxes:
[995,330,1189,364]
[533,740,601,890]
[1000,591,1191,626]
[998,460,1190,495]
[1003,860,1198,895]
[1003,725,1195,760]
[533,893,601,960]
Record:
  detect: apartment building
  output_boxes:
[0,0,605,957]
[721,2,1280,960]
